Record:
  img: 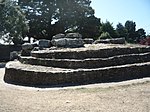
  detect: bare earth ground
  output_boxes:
[0,68,150,112]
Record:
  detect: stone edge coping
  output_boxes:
[6,61,150,73]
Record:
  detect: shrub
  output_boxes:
[139,37,150,45]
[99,32,112,39]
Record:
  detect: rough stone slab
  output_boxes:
[22,43,33,50]
[31,44,150,59]
[51,38,84,48]
[65,33,82,38]
[83,38,94,44]
[20,52,150,69]
[52,33,65,39]
[4,61,150,86]
[39,39,51,48]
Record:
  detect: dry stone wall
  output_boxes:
[31,47,150,59]
[4,44,150,86]
[4,61,150,86]
[21,52,150,69]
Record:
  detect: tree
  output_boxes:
[0,0,28,45]
[18,0,56,40]
[124,20,147,43]
[125,20,137,43]
[116,23,127,38]
[78,16,100,38]
[19,0,100,40]
[52,0,100,38]
[136,28,146,42]
[125,20,136,33]
[55,0,100,38]
[100,21,118,38]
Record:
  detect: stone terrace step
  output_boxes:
[31,44,150,59]
[4,61,150,86]
[20,52,150,69]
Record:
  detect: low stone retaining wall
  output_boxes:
[4,61,150,86]
[3,44,150,87]
[0,45,21,61]
[21,52,150,68]
[31,47,150,59]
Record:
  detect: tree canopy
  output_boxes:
[124,20,146,43]
[0,0,28,44]
[18,0,100,40]
[100,21,118,38]
[99,20,147,43]
[116,23,127,38]
[0,0,148,44]
[136,28,146,42]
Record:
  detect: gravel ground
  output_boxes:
[0,68,150,112]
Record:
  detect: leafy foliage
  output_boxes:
[124,20,137,43]
[116,23,127,38]
[125,20,136,33]
[139,36,150,45]
[18,0,56,39]
[99,32,112,39]
[18,0,100,40]
[136,28,146,42]
[0,0,28,45]
[124,21,147,43]
[100,21,118,38]
[1,0,147,44]
[99,20,147,44]
[78,16,100,38]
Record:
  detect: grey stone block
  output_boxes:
[83,38,94,44]
[51,38,84,48]
[10,51,19,60]
[65,38,84,47]
[51,33,84,48]
[51,38,67,47]
[22,43,33,50]
[39,39,50,48]
[65,33,82,38]
[52,33,65,39]
[21,43,34,56]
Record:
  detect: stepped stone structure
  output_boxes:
[4,44,150,86]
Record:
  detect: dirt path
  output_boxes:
[0,68,150,112]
